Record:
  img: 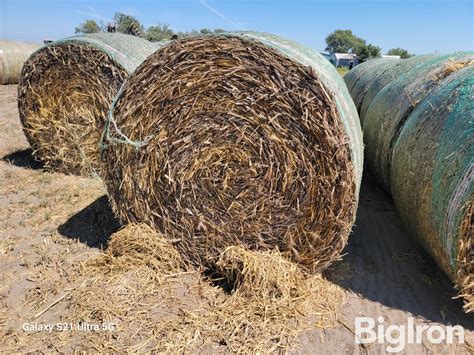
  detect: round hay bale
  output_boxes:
[17,33,160,175]
[343,58,400,115]
[0,40,40,84]
[363,52,474,192]
[391,66,473,312]
[359,54,438,119]
[101,32,363,272]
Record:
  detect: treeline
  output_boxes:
[75,12,226,41]
[76,13,413,60]
[325,29,413,60]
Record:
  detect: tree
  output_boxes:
[174,28,227,39]
[356,43,381,61]
[114,12,144,37]
[325,29,365,54]
[75,20,102,34]
[387,48,412,59]
[145,24,174,41]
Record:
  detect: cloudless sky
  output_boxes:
[1,0,473,54]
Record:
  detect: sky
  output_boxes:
[1,0,473,54]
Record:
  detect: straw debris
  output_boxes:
[457,200,473,313]
[216,245,311,299]
[89,223,186,273]
[18,43,128,175]
[3,224,345,352]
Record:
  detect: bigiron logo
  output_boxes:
[355,316,465,353]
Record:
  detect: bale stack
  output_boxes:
[0,40,40,84]
[358,54,437,119]
[17,33,159,175]
[363,53,473,192]
[100,32,364,272]
[345,53,473,311]
[345,55,439,118]
[391,66,473,312]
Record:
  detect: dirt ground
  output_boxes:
[0,84,472,353]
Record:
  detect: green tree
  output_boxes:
[114,12,144,37]
[387,48,412,59]
[355,43,381,61]
[145,24,174,41]
[174,28,226,39]
[325,29,365,53]
[75,20,102,34]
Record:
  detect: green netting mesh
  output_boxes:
[344,58,400,115]
[35,32,160,74]
[359,54,438,119]
[391,66,473,294]
[363,52,474,192]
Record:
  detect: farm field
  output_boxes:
[0,84,472,352]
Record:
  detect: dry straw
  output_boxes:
[82,225,345,351]
[17,33,159,175]
[0,40,40,84]
[2,224,345,352]
[101,33,363,272]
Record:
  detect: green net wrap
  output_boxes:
[359,54,438,119]
[363,52,474,192]
[344,58,400,116]
[391,66,473,309]
[35,32,160,74]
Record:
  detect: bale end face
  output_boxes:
[102,36,359,272]
[18,42,128,175]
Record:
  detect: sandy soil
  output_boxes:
[0,84,472,353]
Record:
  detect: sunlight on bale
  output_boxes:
[17,33,160,175]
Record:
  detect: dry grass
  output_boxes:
[441,59,474,78]
[457,200,473,313]
[1,224,345,353]
[102,35,358,273]
[17,43,128,176]
[89,223,187,273]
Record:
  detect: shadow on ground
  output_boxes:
[324,175,474,330]
[3,148,44,170]
[58,195,121,248]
